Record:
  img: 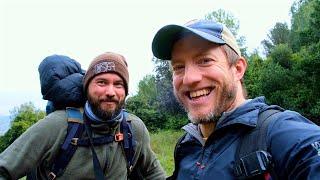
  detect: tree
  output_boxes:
[269,44,293,69]
[253,0,320,124]
[152,57,185,116]
[261,22,290,55]
[135,74,158,104]
[290,0,317,51]
[126,94,165,131]
[0,102,45,152]
[245,51,264,98]
[126,74,170,131]
[287,0,320,123]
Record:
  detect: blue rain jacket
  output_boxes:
[176,97,320,180]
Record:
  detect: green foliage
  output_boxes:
[164,114,189,130]
[150,130,184,176]
[0,102,45,152]
[152,58,184,115]
[126,74,167,131]
[293,42,320,123]
[126,95,165,131]
[290,0,318,51]
[269,44,293,69]
[136,75,158,103]
[261,22,290,55]
[246,0,320,124]
[245,52,264,98]
[126,73,187,131]
[259,61,294,106]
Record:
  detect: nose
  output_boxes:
[104,85,116,97]
[182,65,202,86]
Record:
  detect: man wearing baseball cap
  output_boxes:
[152,19,320,179]
[0,52,166,180]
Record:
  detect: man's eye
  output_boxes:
[97,81,106,85]
[199,58,213,65]
[172,65,184,72]
[114,82,124,88]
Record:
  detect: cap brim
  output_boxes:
[152,24,225,60]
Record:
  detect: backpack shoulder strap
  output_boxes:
[48,107,84,179]
[122,111,146,180]
[167,132,188,180]
[121,111,135,169]
[234,108,282,179]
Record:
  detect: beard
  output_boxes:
[87,95,125,120]
[175,81,237,124]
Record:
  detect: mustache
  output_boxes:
[99,97,119,103]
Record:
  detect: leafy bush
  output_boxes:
[0,102,45,152]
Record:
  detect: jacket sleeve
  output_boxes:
[268,110,320,179]
[0,111,67,179]
[130,115,166,180]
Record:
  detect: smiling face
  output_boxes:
[87,73,126,120]
[171,34,246,124]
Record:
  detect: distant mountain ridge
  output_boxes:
[0,115,12,135]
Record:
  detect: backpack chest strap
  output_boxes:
[71,135,116,146]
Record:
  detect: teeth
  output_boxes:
[190,89,210,98]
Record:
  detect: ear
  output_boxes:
[234,57,247,81]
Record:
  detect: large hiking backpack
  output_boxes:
[168,107,283,180]
[27,107,141,180]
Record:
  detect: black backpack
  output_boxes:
[27,107,141,180]
[168,107,283,180]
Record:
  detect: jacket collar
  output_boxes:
[182,96,268,144]
[215,96,267,129]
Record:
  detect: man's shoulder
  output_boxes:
[35,110,69,130]
[269,109,318,131]
[125,112,149,139]
[126,112,144,126]
[44,110,67,121]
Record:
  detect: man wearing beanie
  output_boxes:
[0,52,166,180]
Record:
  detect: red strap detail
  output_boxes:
[115,132,124,141]
[264,172,271,180]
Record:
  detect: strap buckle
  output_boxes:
[115,132,124,142]
[234,150,272,178]
[48,172,57,180]
[128,165,133,172]
[71,138,78,145]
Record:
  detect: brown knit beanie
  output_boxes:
[83,52,129,95]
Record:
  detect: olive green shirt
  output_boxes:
[0,110,165,180]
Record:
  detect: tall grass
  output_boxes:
[150,130,184,176]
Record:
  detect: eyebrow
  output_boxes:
[114,79,124,84]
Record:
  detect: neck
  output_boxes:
[225,88,246,112]
[199,122,216,139]
[84,101,123,125]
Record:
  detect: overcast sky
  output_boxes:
[0,0,293,116]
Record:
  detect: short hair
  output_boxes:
[222,44,240,66]
[222,44,247,97]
